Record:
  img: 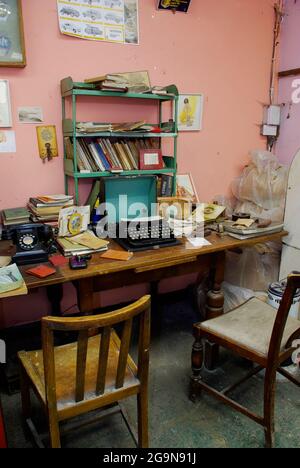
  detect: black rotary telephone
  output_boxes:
[10,223,54,266]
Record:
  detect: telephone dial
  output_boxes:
[9,224,55,266]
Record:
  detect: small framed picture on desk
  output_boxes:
[139,149,164,170]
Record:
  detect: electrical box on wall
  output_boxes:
[261,124,278,137]
[263,105,281,126]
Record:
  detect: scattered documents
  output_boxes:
[68,231,109,250]
[188,238,212,248]
[0,264,27,298]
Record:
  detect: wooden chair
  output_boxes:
[18,295,151,448]
[190,273,300,448]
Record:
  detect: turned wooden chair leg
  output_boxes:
[264,370,276,448]
[137,388,148,448]
[190,333,204,402]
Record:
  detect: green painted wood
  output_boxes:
[61,77,179,204]
[64,169,177,179]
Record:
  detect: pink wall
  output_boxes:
[0,0,276,326]
[276,0,300,165]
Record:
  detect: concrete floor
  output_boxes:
[0,296,299,448]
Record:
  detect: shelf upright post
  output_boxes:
[62,94,68,196]
[72,93,79,204]
[173,96,179,196]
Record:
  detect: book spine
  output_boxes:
[94,142,111,171]
[122,141,138,170]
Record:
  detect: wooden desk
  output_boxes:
[1,231,287,369]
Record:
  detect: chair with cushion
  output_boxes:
[190,273,300,448]
[18,295,151,448]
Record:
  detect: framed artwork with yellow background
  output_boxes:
[36,125,58,161]
[178,94,204,131]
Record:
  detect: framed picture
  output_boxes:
[176,173,199,203]
[0,0,26,68]
[139,149,164,170]
[178,94,204,131]
[0,80,12,127]
[157,0,192,13]
[36,125,59,161]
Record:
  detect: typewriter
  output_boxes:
[115,217,181,252]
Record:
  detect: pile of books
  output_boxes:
[27,195,74,223]
[65,137,161,173]
[75,120,147,133]
[56,231,109,257]
[84,74,150,93]
[1,207,30,226]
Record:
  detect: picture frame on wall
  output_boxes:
[176,173,199,203]
[157,0,192,13]
[139,149,164,170]
[178,94,204,131]
[0,80,12,127]
[0,0,26,68]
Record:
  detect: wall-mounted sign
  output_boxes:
[157,0,192,13]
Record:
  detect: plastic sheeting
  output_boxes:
[232,150,288,222]
[224,150,288,291]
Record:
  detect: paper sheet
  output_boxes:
[187,237,212,248]
[0,131,16,153]
[57,0,139,45]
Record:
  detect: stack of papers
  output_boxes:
[0,264,27,298]
[56,231,109,257]
[224,221,284,240]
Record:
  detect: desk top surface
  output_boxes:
[0,231,287,290]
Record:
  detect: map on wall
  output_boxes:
[57,0,139,45]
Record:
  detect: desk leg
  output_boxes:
[46,284,63,316]
[76,278,94,315]
[204,251,225,370]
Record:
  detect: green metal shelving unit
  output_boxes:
[61,77,179,204]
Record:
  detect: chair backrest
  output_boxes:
[268,273,300,365]
[41,295,151,407]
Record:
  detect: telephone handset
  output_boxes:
[11,223,54,266]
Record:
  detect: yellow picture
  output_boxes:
[36,125,58,160]
[178,94,204,131]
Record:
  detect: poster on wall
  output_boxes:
[178,94,204,131]
[157,0,192,13]
[0,130,16,153]
[0,80,12,128]
[57,0,139,45]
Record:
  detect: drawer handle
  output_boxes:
[135,256,198,274]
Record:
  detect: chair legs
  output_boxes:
[263,369,277,449]
[189,334,204,402]
[48,410,61,449]
[137,388,148,448]
[19,366,32,421]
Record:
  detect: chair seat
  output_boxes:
[18,331,139,411]
[200,298,300,359]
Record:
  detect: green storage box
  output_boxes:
[101,176,157,223]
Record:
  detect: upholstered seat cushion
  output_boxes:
[200,297,300,358]
[18,331,139,410]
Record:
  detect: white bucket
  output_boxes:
[268,281,300,319]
